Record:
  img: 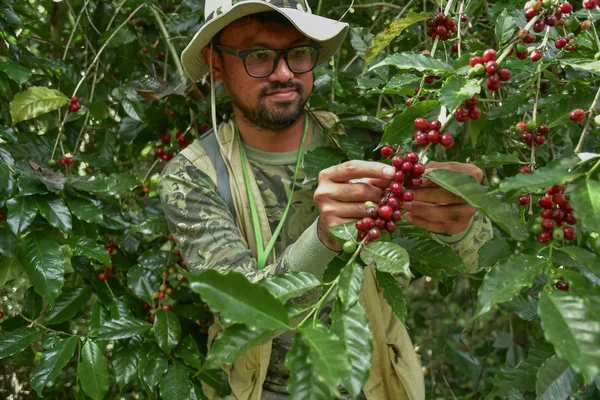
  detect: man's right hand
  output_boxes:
[313,160,397,251]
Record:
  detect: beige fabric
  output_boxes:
[188,111,424,400]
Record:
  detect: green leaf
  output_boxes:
[360,241,411,277]
[17,173,48,196]
[370,53,455,74]
[381,100,439,146]
[67,236,111,266]
[302,146,346,182]
[475,254,545,317]
[487,92,530,120]
[329,221,358,243]
[78,340,109,400]
[285,333,336,399]
[500,294,538,321]
[6,196,37,236]
[131,215,168,235]
[187,269,290,330]
[487,342,555,398]
[112,336,142,391]
[478,237,513,269]
[335,115,384,132]
[175,336,205,370]
[9,86,70,126]
[22,233,65,301]
[473,153,524,169]
[426,169,529,240]
[0,256,24,286]
[561,59,600,76]
[140,343,169,390]
[499,157,581,193]
[257,272,322,303]
[363,12,431,70]
[567,178,600,233]
[98,25,137,48]
[439,76,481,112]
[88,302,109,337]
[66,197,104,224]
[37,196,72,232]
[394,236,464,280]
[154,309,181,355]
[0,56,32,84]
[204,324,274,370]
[495,9,521,44]
[127,264,160,303]
[137,249,170,270]
[159,364,191,400]
[375,270,407,323]
[300,323,349,388]
[331,301,373,398]
[22,286,43,320]
[45,285,92,325]
[538,290,600,381]
[68,175,109,194]
[337,263,363,311]
[118,117,147,143]
[30,336,78,395]
[536,355,578,400]
[96,317,152,340]
[0,327,42,360]
[336,135,365,160]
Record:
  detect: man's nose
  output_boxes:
[269,56,294,82]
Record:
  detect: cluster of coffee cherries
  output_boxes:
[426,13,456,41]
[155,129,187,162]
[524,1,570,26]
[454,96,482,122]
[555,34,579,52]
[469,49,511,91]
[515,28,536,60]
[412,117,455,149]
[98,244,119,280]
[531,185,577,244]
[58,155,74,166]
[67,96,81,112]
[405,86,428,107]
[515,120,550,147]
[583,0,600,9]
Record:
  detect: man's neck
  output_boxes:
[235,109,313,153]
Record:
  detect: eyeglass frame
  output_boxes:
[213,42,323,78]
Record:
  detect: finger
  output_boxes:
[403,201,476,222]
[420,161,484,187]
[329,182,385,202]
[320,160,396,183]
[350,177,394,190]
[404,212,472,234]
[319,201,370,220]
[409,187,467,204]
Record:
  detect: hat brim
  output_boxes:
[181,2,349,82]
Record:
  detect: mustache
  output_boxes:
[259,81,304,97]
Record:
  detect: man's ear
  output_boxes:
[201,45,224,82]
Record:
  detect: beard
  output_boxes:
[225,80,306,130]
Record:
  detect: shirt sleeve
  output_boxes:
[430,211,494,273]
[157,155,337,283]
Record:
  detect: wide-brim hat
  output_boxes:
[181,0,349,82]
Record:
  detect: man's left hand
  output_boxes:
[401,161,483,235]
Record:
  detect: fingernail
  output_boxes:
[402,202,412,210]
[383,166,395,177]
[404,213,413,223]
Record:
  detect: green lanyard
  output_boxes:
[238,116,310,269]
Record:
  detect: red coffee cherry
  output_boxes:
[555,281,570,291]
[414,117,430,131]
[98,273,107,281]
[539,197,553,209]
[563,226,577,240]
[440,133,454,149]
[429,120,442,131]
[380,146,394,158]
[482,48,497,62]
[569,109,585,122]
[518,166,531,174]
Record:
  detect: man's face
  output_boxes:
[209,18,314,130]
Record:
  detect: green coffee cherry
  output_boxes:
[343,240,357,254]
[48,159,57,166]
[553,228,564,241]
[474,63,485,75]
[531,224,543,234]
[364,201,378,210]
[516,43,527,53]
[60,134,67,142]
[595,52,600,60]
[594,114,600,127]
[535,216,544,224]
[526,120,537,131]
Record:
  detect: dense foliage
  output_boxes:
[1,0,599,398]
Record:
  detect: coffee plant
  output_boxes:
[1,0,599,398]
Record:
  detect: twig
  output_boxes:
[19,313,76,337]
[62,0,93,60]
[151,5,187,83]
[574,84,600,153]
[587,10,600,52]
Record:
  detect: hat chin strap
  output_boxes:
[209,41,219,138]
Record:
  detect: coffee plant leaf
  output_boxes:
[197,368,232,396]
[257,272,322,303]
[0,55,31,85]
[65,196,104,224]
[22,286,43,320]
[159,364,191,400]
[299,322,349,388]
[375,270,407,323]
[361,241,411,277]
[302,146,346,183]
[285,333,336,400]
[98,25,137,48]
[561,59,600,76]
[126,264,160,303]
[538,290,600,381]
[478,237,513,269]
[556,247,600,285]
[117,117,147,144]
[0,327,42,360]
[186,269,290,330]
[495,9,524,45]
[331,301,373,398]
[68,175,110,194]
[370,53,455,75]
[17,173,48,196]
[535,355,579,400]
[154,309,181,355]
[0,256,24,286]
[96,317,152,340]
[137,248,170,270]
[45,285,92,325]
[112,336,142,391]
[394,235,464,280]
[335,115,385,132]
[140,343,168,390]
[0,163,16,204]
[426,169,529,240]
[67,236,111,266]
[175,335,204,370]
[363,11,430,71]
[77,340,109,400]
[499,157,581,193]
[30,336,78,395]
[88,302,109,337]
[499,294,538,321]
[131,215,168,235]
[486,92,530,120]
[9,86,69,126]
[381,100,439,146]
[0,225,18,257]
[486,341,554,398]
[439,76,481,112]
[475,253,546,318]
[567,178,600,233]
[473,153,524,168]
[329,221,358,244]
[337,262,364,311]
[204,324,274,371]
[335,134,365,160]
[37,196,72,232]
[6,195,37,236]
[22,232,65,301]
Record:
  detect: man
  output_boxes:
[158,1,493,399]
